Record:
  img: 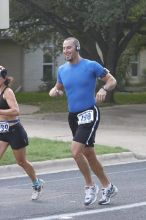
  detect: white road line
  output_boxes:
[24,201,146,220]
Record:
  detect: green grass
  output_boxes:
[2,91,141,166]
[16,92,68,112]
[114,92,146,104]
[15,91,146,113]
[0,138,128,166]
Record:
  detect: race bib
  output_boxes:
[0,122,9,133]
[77,110,94,125]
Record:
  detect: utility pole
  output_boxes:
[0,0,9,29]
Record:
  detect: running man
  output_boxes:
[49,37,118,205]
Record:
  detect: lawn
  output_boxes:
[0,138,128,166]
[1,91,143,166]
[15,91,146,113]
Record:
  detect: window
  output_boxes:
[43,47,54,81]
[130,54,138,77]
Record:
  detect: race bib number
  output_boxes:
[0,122,9,133]
[77,110,94,125]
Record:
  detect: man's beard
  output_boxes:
[65,55,72,61]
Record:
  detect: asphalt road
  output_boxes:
[0,161,146,220]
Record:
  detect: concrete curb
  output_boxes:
[133,153,146,160]
[0,152,143,179]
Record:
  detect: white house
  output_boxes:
[0,39,146,91]
[127,48,146,84]
[0,39,64,91]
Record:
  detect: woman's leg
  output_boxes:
[12,147,37,182]
[13,147,44,200]
[0,141,9,159]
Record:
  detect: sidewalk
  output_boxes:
[0,104,146,178]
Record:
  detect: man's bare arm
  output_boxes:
[96,71,117,103]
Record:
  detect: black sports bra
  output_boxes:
[0,87,10,109]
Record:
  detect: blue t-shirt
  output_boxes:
[57,58,106,112]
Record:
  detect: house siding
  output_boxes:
[0,40,23,90]
[23,48,43,91]
[139,49,146,81]
[1,40,145,91]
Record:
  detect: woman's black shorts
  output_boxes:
[68,105,100,147]
[0,122,29,150]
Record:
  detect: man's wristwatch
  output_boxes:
[102,86,108,92]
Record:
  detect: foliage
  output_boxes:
[116,33,146,90]
[1,0,146,102]
[7,0,146,71]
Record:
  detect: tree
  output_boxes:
[8,0,146,100]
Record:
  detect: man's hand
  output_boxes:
[96,88,107,104]
[49,87,63,97]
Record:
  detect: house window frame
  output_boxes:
[43,46,54,82]
[130,54,139,77]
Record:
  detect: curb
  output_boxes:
[134,153,146,160]
[0,152,141,179]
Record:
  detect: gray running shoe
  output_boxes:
[84,184,99,206]
[98,184,118,205]
[31,179,45,200]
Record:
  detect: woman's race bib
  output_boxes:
[0,122,9,133]
[77,110,94,125]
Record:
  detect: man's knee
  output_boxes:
[83,147,95,158]
[71,143,84,160]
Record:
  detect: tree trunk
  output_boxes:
[105,44,118,103]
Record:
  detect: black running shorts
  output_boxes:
[0,122,29,149]
[68,105,100,147]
